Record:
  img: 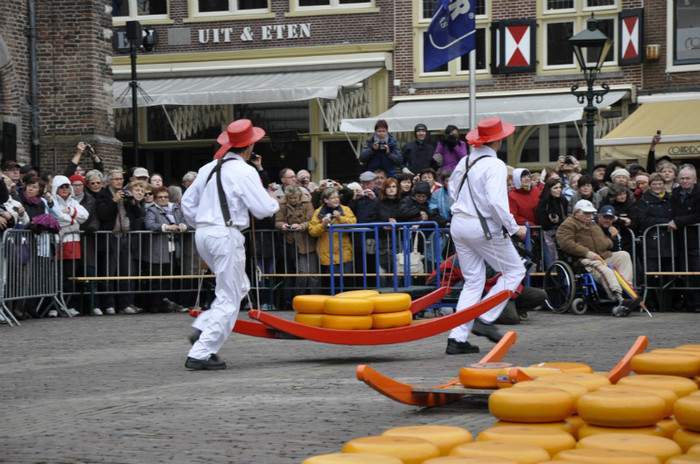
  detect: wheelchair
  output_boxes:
[542,258,630,316]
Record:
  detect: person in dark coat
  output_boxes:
[536,177,568,268]
[359,119,403,178]
[602,182,638,256]
[401,123,436,175]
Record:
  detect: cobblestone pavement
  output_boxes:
[0,307,697,463]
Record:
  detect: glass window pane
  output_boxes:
[199,0,228,11]
[474,0,486,15]
[299,0,329,6]
[459,28,486,70]
[137,0,168,15]
[339,0,369,4]
[520,127,541,164]
[675,0,700,63]
[586,0,615,6]
[113,0,131,16]
[546,0,574,9]
[547,22,574,65]
[422,0,437,19]
[240,0,267,9]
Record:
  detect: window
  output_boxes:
[197,0,268,12]
[421,0,485,20]
[673,0,700,65]
[294,0,371,10]
[546,22,574,66]
[112,0,168,18]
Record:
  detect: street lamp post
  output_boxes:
[569,15,613,173]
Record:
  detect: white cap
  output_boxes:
[574,199,597,213]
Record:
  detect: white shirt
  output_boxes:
[448,144,519,236]
[181,152,280,229]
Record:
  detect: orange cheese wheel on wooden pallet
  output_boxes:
[302,453,403,464]
[293,295,331,314]
[512,380,588,410]
[459,363,514,389]
[423,456,518,464]
[534,373,611,391]
[666,454,700,464]
[554,447,662,464]
[674,428,700,453]
[674,395,700,432]
[577,424,664,439]
[366,293,412,313]
[657,417,681,439]
[342,435,440,464]
[371,310,412,329]
[334,289,380,298]
[597,384,678,418]
[576,433,682,462]
[476,426,576,457]
[294,313,324,327]
[631,353,700,378]
[382,425,473,456]
[449,441,550,464]
[577,390,666,427]
[324,297,374,315]
[488,387,575,423]
[617,375,699,398]
[528,362,593,374]
[322,314,373,330]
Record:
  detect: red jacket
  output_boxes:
[508,187,541,226]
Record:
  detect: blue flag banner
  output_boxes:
[424,0,477,72]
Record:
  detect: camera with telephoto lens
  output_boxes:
[377,142,387,151]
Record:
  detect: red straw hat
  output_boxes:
[465,117,515,147]
[214,119,265,159]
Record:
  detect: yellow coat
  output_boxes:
[308,205,357,265]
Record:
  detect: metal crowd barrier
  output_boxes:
[1,229,67,326]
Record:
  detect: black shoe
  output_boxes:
[185,355,226,370]
[472,319,503,343]
[445,338,480,355]
[612,305,630,317]
[188,329,202,345]
[620,296,642,309]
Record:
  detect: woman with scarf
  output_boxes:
[372,178,403,285]
[537,177,568,268]
[308,188,357,289]
[144,186,189,312]
[433,125,468,173]
[637,172,674,311]
[50,175,89,316]
[603,182,638,256]
[359,119,403,178]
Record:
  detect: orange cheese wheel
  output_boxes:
[576,433,682,462]
[449,441,550,464]
[676,345,700,352]
[302,453,403,464]
[554,447,662,464]
[577,424,664,439]
[371,310,412,329]
[657,417,681,439]
[488,387,575,423]
[294,313,324,327]
[499,367,563,382]
[597,384,678,418]
[617,375,699,398]
[692,390,700,397]
[674,396,700,432]
[459,363,514,389]
[492,420,575,437]
[631,353,700,378]
[513,381,588,410]
[322,314,373,330]
[674,428,700,453]
[666,455,700,464]
[382,425,473,455]
[342,435,440,464]
[536,461,596,464]
[528,362,593,374]
[293,295,331,313]
[423,457,518,464]
[476,426,576,457]
[566,415,587,440]
[577,390,666,427]
[366,293,412,313]
[334,289,380,298]
[651,349,700,360]
[324,297,374,315]
[535,373,611,391]
[690,443,700,453]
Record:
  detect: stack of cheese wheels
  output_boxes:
[342,435,440,464]
[459,362,514,389]
[381,425,473,455]
[631,352,700,378]
[322,296,374,330]
[476,425,576,458]
[576,390,667,439]
[366,293,413,329]
[489,386,576,423]
[674,395,700,452]
[448,441,550,464]
[576,433,682,462]
[293,294,331,327]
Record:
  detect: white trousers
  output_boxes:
[188,226,249,360]
[448,216,526,343]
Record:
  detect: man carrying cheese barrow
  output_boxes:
[181,119,279,370]
[445,117,527,355]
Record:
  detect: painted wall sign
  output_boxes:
[198,23,311,43]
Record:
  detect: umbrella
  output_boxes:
[598,256,652,318]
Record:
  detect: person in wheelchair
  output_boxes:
[556,199,642,314]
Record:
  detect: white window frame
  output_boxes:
[112,0,170,21]
[541,14,619,71]
[292,0,373,13]
[666,0,700,72]
[193,0,270,16]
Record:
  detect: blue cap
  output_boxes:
[599,205,616,217]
